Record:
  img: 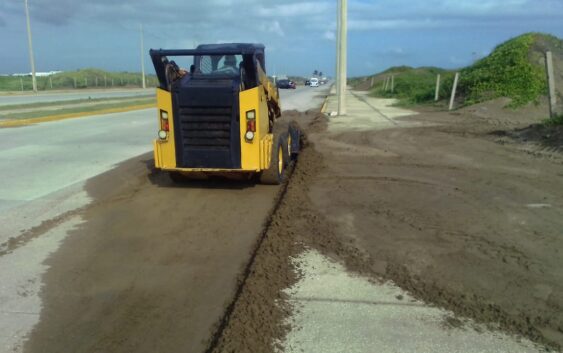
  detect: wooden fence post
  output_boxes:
[545,51,557,118]
[449,72,460,111]
[391,75,395,93]
[435,74,441,101]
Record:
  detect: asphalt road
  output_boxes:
[0,88,154,107]
[278,84,329,111]
[0,85,329,353]
[0,86,324,223]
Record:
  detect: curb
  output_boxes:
[0,103,155,128]
[321,96,329,113]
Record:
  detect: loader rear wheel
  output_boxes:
[259,133,288,185]
[288,123,301,161]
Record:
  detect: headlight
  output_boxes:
[160,110,169,120]
[246,110,256,120]
[158,130,167,140]
[245,131,255,140]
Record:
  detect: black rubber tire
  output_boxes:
[259,132,288,185]
[287,123,301,161]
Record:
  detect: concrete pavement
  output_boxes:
[0,108,156,227]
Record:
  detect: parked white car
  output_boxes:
[309,78,319,87]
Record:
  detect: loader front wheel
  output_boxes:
[259,133,288,185]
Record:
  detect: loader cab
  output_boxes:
[150,44,269,170]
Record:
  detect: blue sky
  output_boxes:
[1,0,562,77]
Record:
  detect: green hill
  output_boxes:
[459,33,561,107]
[359,33,562,108]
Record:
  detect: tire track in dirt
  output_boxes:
[210,105,563,352]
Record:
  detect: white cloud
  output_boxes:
[324,30,335,41]
[262,20,285,37]
[1,0,562,75]
[256,2,331,18]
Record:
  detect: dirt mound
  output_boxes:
[215,104,563,352]
[23,153,281,353]
[310,108,563,350]
[492,122,563,152]
[457,97,550,127]
[208,111,365,353]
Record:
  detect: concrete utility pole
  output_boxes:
[336,0,347,116]
[435,74,441,101]
[24,0,37,93]
[545,51,557,118]
[449,72,460,111]
[140,24,146,89]
[335,0,341,109]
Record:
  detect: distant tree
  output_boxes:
[319,71,323,77]
[313,70,318,76]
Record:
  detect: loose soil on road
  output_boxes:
[309,103,563,349]
[210,101,563,351]
[22,100,563,352]
[21,111,309,353]
[22,153,282,353]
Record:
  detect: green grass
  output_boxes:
[0,68,158,92]
[371,67,454,105]
[0,97,155,121]
[544,113,563,126]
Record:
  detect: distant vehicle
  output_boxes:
[309,77,319,87]
[305,80,310,86]
[277,79,296,89]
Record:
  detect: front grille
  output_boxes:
[177,106,232,151]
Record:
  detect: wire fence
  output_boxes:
[363,51,561,119]
[1,73,158,92]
